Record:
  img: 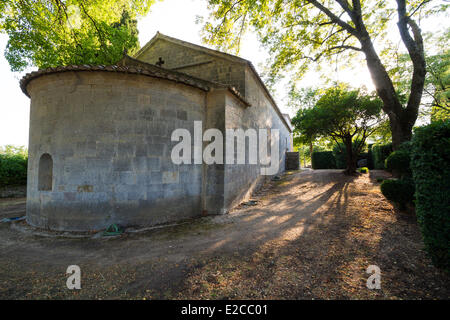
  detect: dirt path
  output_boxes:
[0,170,448,299]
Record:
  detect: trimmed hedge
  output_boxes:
[410,120,450,270]
[385,147,412,178]
[333,148,346,169]
[367,144,374,170]
[0,153,28,187]
[332,140,366,169]
[380,178,415,210]
[372,143,393,169]
[311,151,336,169]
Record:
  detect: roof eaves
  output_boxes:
[19,63,211,98]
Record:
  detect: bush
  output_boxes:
[385,148,411,178]
[332,140,366,169]
[311,151,336,169]
[0,149,28,187]
[358,167,369,174]
[367,144,374,170]
[372,143,393,169]
[410,120,450,270]
[380,178,415,210]
[332,146,346,169]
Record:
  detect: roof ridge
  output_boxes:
[119,54,250,106]
[154,32,251,64]
[118,54,218,87]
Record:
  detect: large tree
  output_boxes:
[0,0,154,71]
[201,0,447,149]
[392,29,450,121]
[291,86,383,174]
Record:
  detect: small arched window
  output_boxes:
[38,153,53,191]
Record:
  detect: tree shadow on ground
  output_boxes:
[1,170,448,299]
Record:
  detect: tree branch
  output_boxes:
[327,45,362,52]
[409,0,432,17]
[396,0,426,122]
[306,0,358,36]
[78,0,107,50]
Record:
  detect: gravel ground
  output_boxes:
[0,170,448,299]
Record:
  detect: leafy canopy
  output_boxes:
[292,85,383,173]
[292,86,383,149]
[201,0,447,148]
[201,0,444,82]
[0,0,154,71]
[390,29,450,121]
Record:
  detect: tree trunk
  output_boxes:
[308,0,425,150]
[353,1,425,150]
[388,113,414,149]
[344,136,357,175]
[360,37,422,149]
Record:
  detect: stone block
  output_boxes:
[162,171,179,184]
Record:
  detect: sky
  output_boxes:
[0,0,448,147]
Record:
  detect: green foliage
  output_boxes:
[391,29,450,121]
[428,47,450,121]
[369,119,392,144]
[292,86,382,173]
[372,143,393,169]
[201,0,447,148]
[287,86,320,111]
[380,178,415,210]
[0,1,153,71]
[385,148,412,178]
[358,167,369,174]
[333,144,347,170]
[0,145,28,187]
[380,142,415,211]
[367,144,374,170]
[311,151,336,169]
[332,139,366,169]
[201,0,443,82]
[410,120,450,270]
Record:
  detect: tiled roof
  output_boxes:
[19,60,250,107]
[20,63,211,97]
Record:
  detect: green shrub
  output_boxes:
[332,140,366,169]
[332,145,346,169]
[380,178,415,210]
[358,167,369,174]
[311,151,336,169]
[372,143,393,169]
[410,120,450,270]
[385,149,411,178]
[0,150,28,187]
[367,144,374,170]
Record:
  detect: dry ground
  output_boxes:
[0,170,448,299]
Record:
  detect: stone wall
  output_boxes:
[24,36,293,231]
[203,89,227,214]
[26,71,207,231]
[136,39,247,96]
[223,67,292,209]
